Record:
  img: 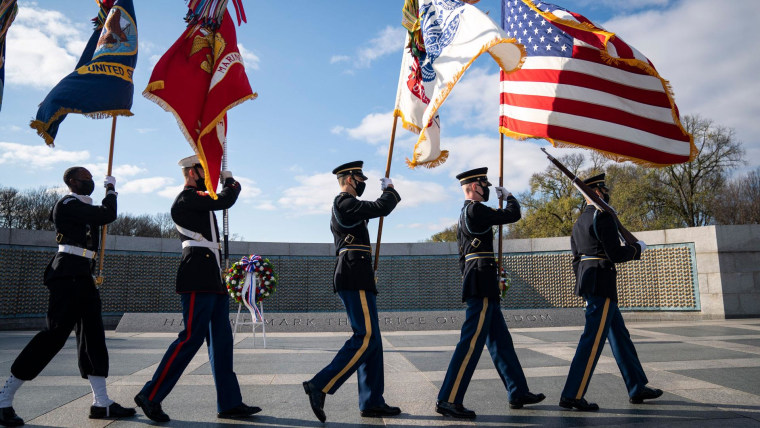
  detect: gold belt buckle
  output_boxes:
[471,238,481,248]
[344,234,355,244]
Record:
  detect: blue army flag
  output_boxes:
[30,0,137,146]
[0,0,18,112]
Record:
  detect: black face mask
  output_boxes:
[79,179,95,196]
[477,183,490,202]
[602,193,610,204]
[353,180,366,197]
[194,167,207,191]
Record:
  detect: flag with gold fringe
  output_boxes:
[29,0,137,146]
[144,2,254,199]
[404,0,525,168]
[0,0,18,112]
[499,0,695,166]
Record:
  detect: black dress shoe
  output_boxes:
[360,403,401,417]
[0,407,23,427]
[509,391,546,409]
[303,381,326,423]
[134,393,170,423]
[435,400,476,419]
[89,401,137,419]
[630,386,663,404]
[218,403,262,419]
[559,396,599,411]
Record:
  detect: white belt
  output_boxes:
[181,240,221,250]
[58,244,97,259]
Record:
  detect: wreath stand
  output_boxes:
[232,272,267,347]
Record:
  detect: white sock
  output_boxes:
[88,375,113,407]
[0,375,24,408]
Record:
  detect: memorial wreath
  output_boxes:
[224,254,278,304]
[499,267,512,299]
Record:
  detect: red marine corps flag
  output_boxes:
[144,3,255,198]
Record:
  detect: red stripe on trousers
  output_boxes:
[149,292,196,401]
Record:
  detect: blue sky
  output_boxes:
[1,0,758,243]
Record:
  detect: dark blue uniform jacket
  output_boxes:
[331,188,400,294]
[457,196,520,301]
[570,205,643,301]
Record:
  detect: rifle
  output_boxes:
[540,148,639,246]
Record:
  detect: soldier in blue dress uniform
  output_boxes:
[134,155,260,423]
[0,167,135,427]
[303,161,402,422]
[559,173,663,411]
[436,167,545,419]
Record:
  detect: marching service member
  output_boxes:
[559,174,662,411]
[134,155,260,423]
[0,167,135,427]
[303,161,402,422]
[436,167,545,420]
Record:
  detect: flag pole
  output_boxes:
[497,133,504,275]
[373,115,399,273]
[95,115,117,287]
[222,138,230,270]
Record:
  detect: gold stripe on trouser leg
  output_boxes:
[448,298,489,403]
[576,297,611,399]
[323,290,372,393]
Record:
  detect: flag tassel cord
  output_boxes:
[95,115,117,287]
[497,133,504,277]
[373,115,399,274]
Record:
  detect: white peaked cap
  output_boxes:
[178,155,200,168]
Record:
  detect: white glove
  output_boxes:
[380,177,393,190]
[220,171,233,181]
[103,175,116,188]
[494,186,510,199]
[637,240,647,252]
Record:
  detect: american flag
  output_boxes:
[499,0,695,166]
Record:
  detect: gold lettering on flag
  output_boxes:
[76,62,134,82]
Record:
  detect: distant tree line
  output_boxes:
[428,115,759,241]
[0,187,179,239]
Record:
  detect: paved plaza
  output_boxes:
[1,317,759,427]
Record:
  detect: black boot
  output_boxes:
[435,400,476,419]
[303,381,326,423]
[89,401,137,419]
[559,396,599,411]
[509,391,546,409]
[360,403,401,417]
[218,403,262,419]
[134,393,170,423]
[0,407,23,427]
[630,386,663,404]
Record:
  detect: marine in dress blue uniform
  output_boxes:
[559,173,663,411]
[134,156,260,423]
[436,168,545,420]
[303,161,402,422]
[0,167,135,427]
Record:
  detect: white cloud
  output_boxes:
[602,0,760,153]
[81,163,145,180]
[576,0,670,12]
[277,172,336,215]
[0,142,89,168]
[158,184,184,199]
[254,200,277,211]
[443,66,500,132]
[332,26,405,70]
[148,54,162,68]
[237,43,260,70]
[235,176,262,200]
[5,5,88,88]
[332,111,394,144]
[366,171,449,208]
[330,55,350,64]
[119,177,175,194]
